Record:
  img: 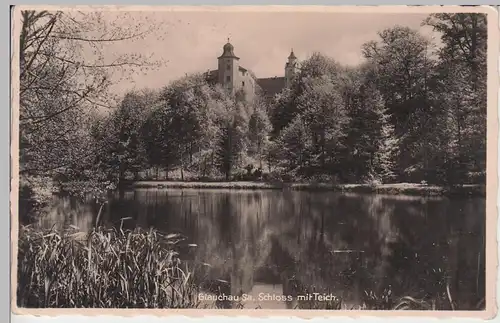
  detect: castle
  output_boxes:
[205,40,299,101]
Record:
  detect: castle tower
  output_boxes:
[285,49,298,88]
[218,39,240,93]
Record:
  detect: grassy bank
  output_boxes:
[17,226,200,308]
[129,181,485,197]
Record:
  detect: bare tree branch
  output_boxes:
[21,13,58,79]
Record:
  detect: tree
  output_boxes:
[248,99,272,169]
[140,100,178,179]
[104,90,157,183]
[362,26,436,181]
[371,92,399,183]
[271,115,313,172]
[269,88,293,138]
[339,64,398,183]
[424,13,487,184]
[217,101,252,180]
[18,9,163,215]
[270,53,343,138]
[157,74,236,179]
[297,75,349,173]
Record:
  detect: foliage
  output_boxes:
[270,115,312,172]
[361,26,436,181]
[97,89,157,184]
[268,53,399,183]
[341,65,398,183]
[248,98,273,168]
[423,13,487,184]
[19,10,163,218]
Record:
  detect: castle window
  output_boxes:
[242,81,245,86]
[226,64,230,70]
[226,75,231,82]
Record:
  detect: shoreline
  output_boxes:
[126,181,486,197]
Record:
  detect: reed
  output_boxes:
[17,225,200,308]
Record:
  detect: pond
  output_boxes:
[38,188,486,310]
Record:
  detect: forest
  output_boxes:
[19,11,487,214]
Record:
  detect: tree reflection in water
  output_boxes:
[39,188,486,310]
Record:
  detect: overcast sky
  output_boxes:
[95,10,439,94]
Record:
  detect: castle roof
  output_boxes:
[205,70,285,100]
[218,40,239,59]
[204,67,248,80]
[288,49,297,60]
[256,77,285,99]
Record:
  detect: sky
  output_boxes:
[91,10,440,94]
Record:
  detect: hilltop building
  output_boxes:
[205,40,300,101]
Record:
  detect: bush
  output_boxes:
[231,168,247,181]
[305,173,340,184]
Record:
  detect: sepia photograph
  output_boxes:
[11,5,497,316]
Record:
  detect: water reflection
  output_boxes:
[36,189,486,310]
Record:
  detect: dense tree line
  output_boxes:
[18,12,487,221]
[268,14,486,185]
[89,74,272,183]
[96,14,486,186]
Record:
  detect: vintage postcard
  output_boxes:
[10,4,499,319]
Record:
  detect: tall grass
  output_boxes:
[17,225,200,308]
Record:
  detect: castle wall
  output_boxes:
[285,63,297,88]
[238,70,256,102]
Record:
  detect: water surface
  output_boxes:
[39,188,486,310]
